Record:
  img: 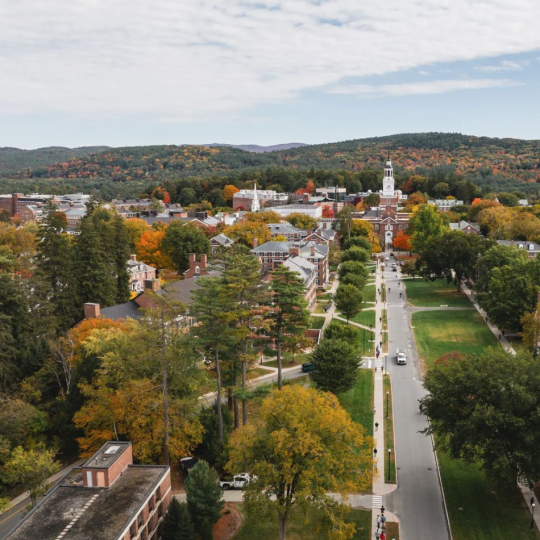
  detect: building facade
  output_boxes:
[6,441,171,540]
[361,158,410,249]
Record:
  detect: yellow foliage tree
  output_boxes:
[223,221,271,247]
[227,386,374,540]
[222,184,239,201]
[124,218,151,251]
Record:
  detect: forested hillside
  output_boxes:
[2,133,540,198]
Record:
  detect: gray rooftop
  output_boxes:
[83,441,131,469]
[100,300,142,321]
[7,466,167,540]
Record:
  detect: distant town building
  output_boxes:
[428,199,464,211]
[128,255,157,292]
[210,233,235,252]
[449,221,481,235]
[361,158,410,249]
[518,199,530,207]
[282,254,317,308]
[496,239,540,258]
[251,241,329,286]
[5,441,171,540]
[315,187,346,201]
[232,188,288,211]
[268,223,307,241]
[262,204,323,219]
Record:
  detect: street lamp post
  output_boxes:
[386,391,389,419]
[531,498,536,531]
[387,448,392,482]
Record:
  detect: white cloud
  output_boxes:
[0,0,538,120]
[330,78,521,97]
[476,59,531,71]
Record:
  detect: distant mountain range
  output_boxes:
[203,142,307,153]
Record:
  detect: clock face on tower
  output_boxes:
[385,184,391,191]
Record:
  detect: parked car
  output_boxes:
[390,252,395,256]
[301,362,315,372]
[392,267,397,272]
[180,457,199,473]
[385,256,390,261]
[219,473,253,490]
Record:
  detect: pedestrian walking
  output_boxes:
[389,287,391,292]
[375,422,379,431]
[380,316,382,322]
[373,407,376,415]
[380,340,383,347]
[375,531,380,540]
[379,532,386,540]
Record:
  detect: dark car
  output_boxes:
[180,457,199,473]
[390,252,395,256]
[301,362,315,373]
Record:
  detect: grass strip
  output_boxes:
[383,375,396,484]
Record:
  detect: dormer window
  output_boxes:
[529,244,535,251]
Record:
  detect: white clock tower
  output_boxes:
[382,157,395,197]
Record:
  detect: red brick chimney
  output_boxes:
[303,193,310,204]
[184,254,209,279]
[289,246,300,256]
[311,244,316,256]
[84,303,100,319]
[144,279,161,291]
[253,238,258,248]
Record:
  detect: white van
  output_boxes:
[396,348,407,365]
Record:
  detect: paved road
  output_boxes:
[382,260,450,540]
[0,499,30,540]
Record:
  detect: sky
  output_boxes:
[1,0,540,149]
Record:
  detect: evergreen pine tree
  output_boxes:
[36,202,80,330]
[111,213,131,303]
[200,518,213,540]
[75,211,117,307]
[177,502,196,540]
[162,497,182,540]
[184,460,224,532]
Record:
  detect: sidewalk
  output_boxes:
[461,282,516,355]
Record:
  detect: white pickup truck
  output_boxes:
[219,473,253,490]
[396,348,407,365]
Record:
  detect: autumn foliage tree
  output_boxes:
[393,230,412,252]
[222,184,239,202]
[227,386,374,540]
[136,229,173,271]
[322,205,334,218]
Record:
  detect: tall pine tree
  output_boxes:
[36,202,80,330]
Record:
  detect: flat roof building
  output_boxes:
[6,441,171,540]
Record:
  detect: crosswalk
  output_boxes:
[372,495,383,508]
[387,304,406,308]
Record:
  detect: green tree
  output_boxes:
[340,272,367,290]
[475,244,529,294]
[227,386,373,540]
[162,498,195,540]
[179,188,198,207]
[343,236,371,251]
[197,404,234,468]
[341,246,370,263]
[338,260,368,282]
[2,446,60,507]
[323,320,360,347]
[432,182,450,198]
[35,203,80,331]
[163,222,210,274]
[184,460,224,533]
[417,231,490,291]
[335,284,363,323]
[192,277,237,441]
[497,192,520,207]
[409,205,447,253]
[421,348,540,487]
[478,261,538,332]
[311,339,359,394]
[334,206,354,241]
[268,266,310,390]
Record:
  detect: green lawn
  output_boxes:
[338,369,374,439]
[310,316,325,330]
[507,335,529,354]
[412,310,498,370]
[233,505,372,540]
[348,309,376,329]
[263,353,310,368]
[439,452,540,540]
[383,376,396,484]
[405,279,472,307]
[363,285,376,303]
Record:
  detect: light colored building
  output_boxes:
[233,188,288,211]
[282,254,317,308]
[210,233,235,252]
[128,255,157,292]
[268,223,307,241]
[449,221,481,235]
[428,199,464,211]
[262,204,322,219]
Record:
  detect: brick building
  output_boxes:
[128,255,157,292]
[6,441,171,540]
[361,158,410,250]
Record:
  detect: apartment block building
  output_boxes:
[6,441,171,540]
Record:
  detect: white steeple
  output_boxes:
[382,154,395,197]
[251,183,260,212]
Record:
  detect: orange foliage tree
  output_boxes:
[393,230,412,252]
[124,218,152,250]
[135,230,173,271]
[223,184,239,201]
[322,205,334,218]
